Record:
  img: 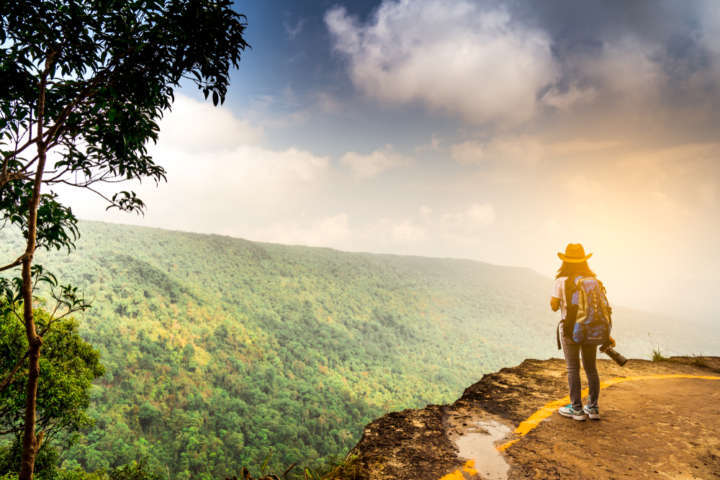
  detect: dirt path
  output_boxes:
[332,357,720,480]
[506,377,720,479]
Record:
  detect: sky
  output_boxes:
[58,0,720,320]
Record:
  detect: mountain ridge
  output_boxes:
[0,220,715,478]
[36,220,693,323]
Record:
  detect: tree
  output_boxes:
[0,1,248,477]
[0,305,104,479]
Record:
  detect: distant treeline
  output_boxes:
[0,221,700,479]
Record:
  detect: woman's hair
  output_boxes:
[556,261,596,279]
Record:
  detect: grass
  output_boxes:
[690,355,709,369]
[309,454,361,480]
[651,346,668,362]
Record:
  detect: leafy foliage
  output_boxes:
[1,222,560,479]
[0,307,104,479]
[1,221,708,479]
[1,0,249,239]
[1,2,248,476]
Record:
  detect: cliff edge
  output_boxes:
[330,356,720,480]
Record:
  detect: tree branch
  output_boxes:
[0,170,33,191]
[74,183,116,206]
[43,165,72,184]
[11,305,24,325]
[46,309,76,324]
[42,57,125,147]
[2,53,116,189]
[1,137,38,168]
[0,254,29,273]
[0,304,77,396]
[0,349,29,394]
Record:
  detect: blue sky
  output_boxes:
[62,0,720,319]
[216,0,464,155]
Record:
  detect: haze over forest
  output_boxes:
[56,0,720,323]
[0,221,716,478]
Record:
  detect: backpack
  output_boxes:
[567,276,612,345]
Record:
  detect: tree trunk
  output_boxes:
[19,259,42,480]
[18,150,46,480]
[18,149,46,480]
[19,49,54,480]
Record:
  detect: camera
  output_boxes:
[600,346,627,367]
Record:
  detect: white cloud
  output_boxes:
[450,141,483,165]
[451,136,544,166]
[158,94,263,152]
[538,38,662,111]
[340,146,413,178]
[60,143,332,233]
[57,97,331,234]
[546,139,621,155]
[325,0,557,125]
[390,219,426,243]
[576,37,662,97]
[314,92,343,113]
[698,182,717,208]
[541,85,598,110]
[440,203,496,233]
[699,0,720,54]
[152,96,329,210]
[283,18,306,40]
[362,202,495,252]
[148,144,330,226]
[249,214,352,247]
[698,0,720,79]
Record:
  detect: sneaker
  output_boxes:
[583,405,600,420]
[558,404,587,421]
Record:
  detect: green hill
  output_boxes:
[0,221,714,479]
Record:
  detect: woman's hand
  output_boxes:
[550,296,560,312]
[601,336,616,351]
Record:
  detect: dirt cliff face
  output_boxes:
[329,356,720,480]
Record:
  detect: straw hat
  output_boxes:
[557,243,592,263]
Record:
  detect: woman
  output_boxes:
[550,243,612,421]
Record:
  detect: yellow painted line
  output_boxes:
[496,374,720,452]
[439,460,478,480]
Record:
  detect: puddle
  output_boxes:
[454,419,511,480]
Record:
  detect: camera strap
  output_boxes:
[556,320,562,350]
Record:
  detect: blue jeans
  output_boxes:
[561,334,599,410]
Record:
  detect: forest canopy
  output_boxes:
[0,1,248,477]
[0,307,103,479]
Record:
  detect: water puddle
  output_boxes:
[454,419,511,480]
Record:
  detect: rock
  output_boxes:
[330,356,720,480]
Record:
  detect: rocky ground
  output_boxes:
[329,356,720,480]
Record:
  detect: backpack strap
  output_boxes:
[564,276,573,305]
[564,275,582,305]
[562,275,581,340]
[597,278,613,329]
[556,320,562,350]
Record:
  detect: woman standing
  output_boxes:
[550,243,613,421]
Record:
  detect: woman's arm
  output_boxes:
[551,278,563,312]
[550,296,561,312]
